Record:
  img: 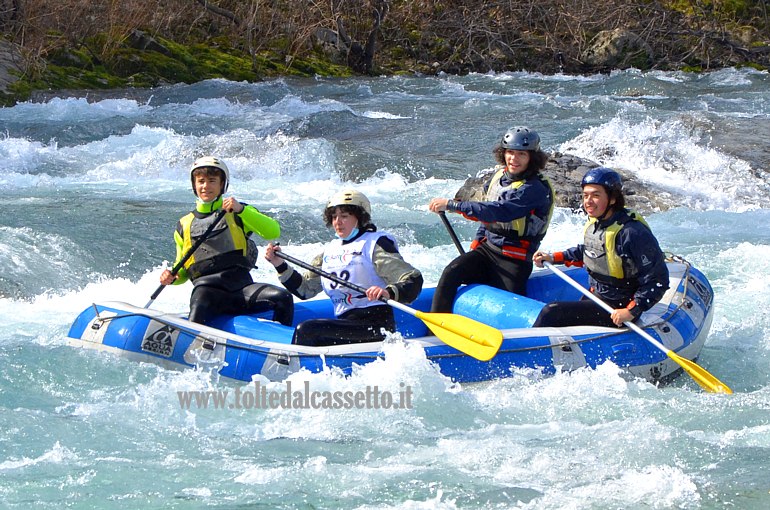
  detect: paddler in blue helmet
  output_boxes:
[428,126,554,312]
[532,167,670,327]
[159,156,294,326]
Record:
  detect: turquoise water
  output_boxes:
[1,69,769,508]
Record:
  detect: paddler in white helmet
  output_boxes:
[265,189,423,346]
[159,156,294,326]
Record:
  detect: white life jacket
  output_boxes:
[321,231,391,316]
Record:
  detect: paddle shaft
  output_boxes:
[145,208,228,307]
[273,250,469,328]
[544,261,732,393]
[274,250,389,304]
[274,249,503,360]
[543,262,671,353]
[439,211,465,255]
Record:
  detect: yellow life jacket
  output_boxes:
[582,209,650,280]
[180,211,250,279]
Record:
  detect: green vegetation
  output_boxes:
[2,36,352,105]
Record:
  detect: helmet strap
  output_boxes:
[597,201,615,220]
[601,196,618,219]
[196,195,224,213]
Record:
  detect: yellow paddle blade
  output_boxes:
[667,350,733,394]
[415,311,503,361]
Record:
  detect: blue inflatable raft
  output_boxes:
[67,257,714,385]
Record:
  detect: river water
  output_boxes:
[1,68,769,509]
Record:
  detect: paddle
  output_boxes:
[543,261,732,394]
[145,208,228,308]
[439,211,465,254]
[274,250,503,361]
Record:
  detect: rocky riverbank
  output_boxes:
[2,0,769,107]
[0,40,22,97]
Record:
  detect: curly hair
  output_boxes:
[323,204,371,228]
[493,144,549,179]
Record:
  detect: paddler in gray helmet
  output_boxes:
[428,126,554,312]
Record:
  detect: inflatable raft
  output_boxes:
[67,256,714,385]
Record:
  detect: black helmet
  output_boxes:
[581,167,622,192]
[501,126,540,151]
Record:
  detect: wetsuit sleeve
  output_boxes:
[372,237,424,304]
[557,245,585,267]
[171,222,190,285]
[450,178,550,224]
[239,204,281,240]
[275,252,323,300]
[618,224,670,316]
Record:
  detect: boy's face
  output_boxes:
[582,184,614,219]
[193,169,224,202]
[330,207,359,239]
[504,149,531,175]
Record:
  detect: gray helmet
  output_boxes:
[501,126,540,151]
[581,167,622,192]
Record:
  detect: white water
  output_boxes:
[1,68,769,509]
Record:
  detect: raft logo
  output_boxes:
[141,322,179,358]
[177,381,414,411]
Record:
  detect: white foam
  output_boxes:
[560,114,768,211]
[0,441,78,471]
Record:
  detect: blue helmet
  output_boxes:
[581,167,622,192]
[501,126,540,151]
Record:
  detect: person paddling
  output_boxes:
[159,156,294,326]
[427,126,554,312]
[265,189,423,346]
[532,167,669,327]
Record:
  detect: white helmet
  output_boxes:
[190,156,230,195]
[326,189,371,215]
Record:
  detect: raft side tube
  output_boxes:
[453,284,546,329]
